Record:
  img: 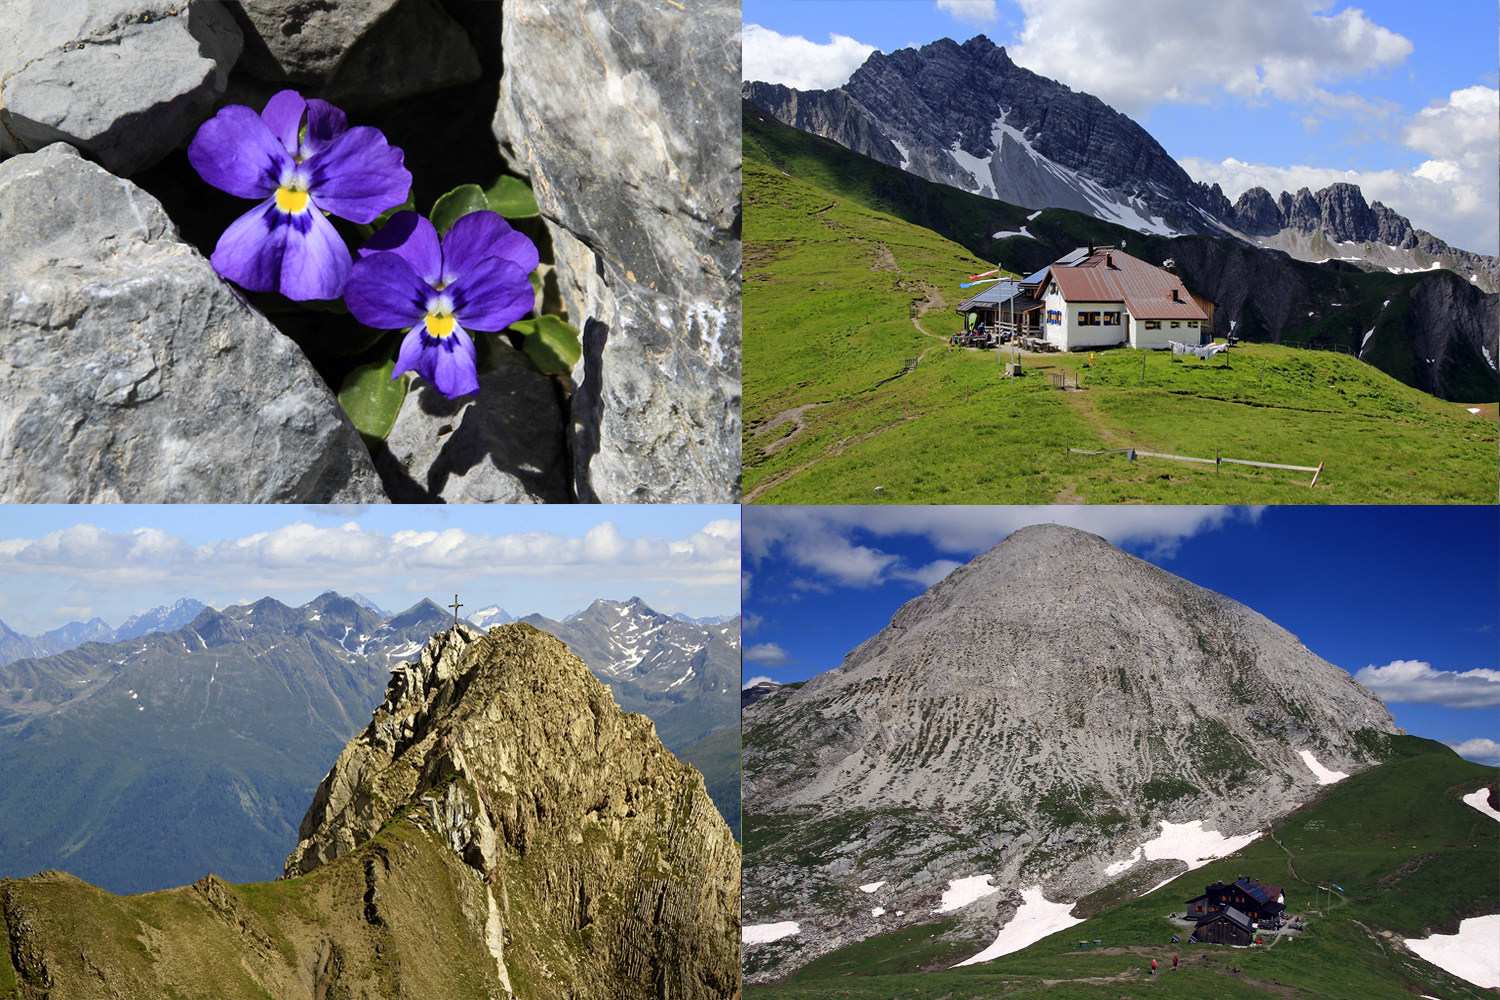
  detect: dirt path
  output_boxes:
[745,413,922,503]
[750,403,823,456]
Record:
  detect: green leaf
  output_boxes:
[509,315,581,374]
[430,184,490,235]
[484,175,540,218]
[337,355,408,443]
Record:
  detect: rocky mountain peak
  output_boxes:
[285,622,739,996]
[745,525,1399,980]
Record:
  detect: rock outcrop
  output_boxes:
[0,623,740,999]
[743,524,1399,982]
[0,0,243,175]
[373,344,571,503]
[496,0,742,502]
[0,143,386,502]
[287,622,740,997]
[229,0,482,109]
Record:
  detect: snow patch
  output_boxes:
[934,874,999,913]
[872,907,886,917]
[1113,819,1262,873]
[953,886,1084,967]
[1362,327,1376,348]
[859,881,886,893]
[1467,407,1482,414]
[1462,788,1500,823]
[743,922,801,945]
[1483,345,1495,371]
[1298,750,1348,785]
[890,139,910,170]
[1027,209,1043,221]
[1405,914,1500,989]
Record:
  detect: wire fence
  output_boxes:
[1069,446,1325,486]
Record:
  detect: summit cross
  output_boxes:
[449,594,463,628]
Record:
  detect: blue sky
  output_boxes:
[743,506,1499,766]
[0,505,740,632]
[743,0,1499,254]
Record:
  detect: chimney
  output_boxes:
[1106,253,1113,268]
[1172,288,1181,303]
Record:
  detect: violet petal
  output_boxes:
[209,198,287,292]
[302,98,349,158]
[188,105,289,200]
[441,210,539,283]
[392,325,428,380]
[428,324,480,398]
[448,257,534,332]
[260,90,306,156]
[276,206,352,301]
[357,211,442,285]
[346,252,432,330]
[308,125,411,224]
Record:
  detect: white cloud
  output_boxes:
[895,559,964,588]
[1009,0,1412,118]
[743,23,878,90]
[1449,739,1500,766]
[1180,86,1500,254]
[1354,659,1500,709]
[745,643,790,667]
[937,0,998,27]
[743,675,778,689]
[743,611,764,634]
[0,520,740,595]
[744,506,1261,589]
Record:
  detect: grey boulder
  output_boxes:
[495,0,742,502]
[0,143,386,502]
[373,343,571,503]
[0,0,242,176]
[232,0,481,108]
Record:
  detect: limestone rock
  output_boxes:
[373,343,570,503]
[0,143,386,502]
[0,0,242,175]
[495,0,742,502]
[744,524,1400,981]
[232,0,482,108]
[287,622,741,998]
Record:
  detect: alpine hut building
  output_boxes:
[1018,245,1208,351]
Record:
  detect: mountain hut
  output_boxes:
[1019,245,1208,351]
[1192,905,1254,946]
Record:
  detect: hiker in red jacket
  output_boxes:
[1172,954,1179,970]
[1150,959,1158,975]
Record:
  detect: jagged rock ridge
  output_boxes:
[744,36,1498,292]
[287,622,739,998]
[1,623,740,999]
[743,524,1399,982]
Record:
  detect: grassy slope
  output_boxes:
[743,110,1498,504]
[0,815,505,1000]
[747,737,1498,1000]
[677,721,742,842]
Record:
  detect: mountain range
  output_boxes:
[0,592,739,893]
[742,98,1497,402]
[742,524,1403,982]
[1,624,740,999]
[0,598,208,666]
[743,36,1499,293]
[519,597,741,751]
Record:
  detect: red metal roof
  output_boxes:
[1042,248,1207,322]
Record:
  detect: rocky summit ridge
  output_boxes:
[743,524,1398,981]
[1,623,740,1000]
[744,35,1498,291]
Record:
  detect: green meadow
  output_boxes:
[746,737,1498,1000]
[743,109,1498,504]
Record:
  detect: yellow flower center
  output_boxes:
[275,186,310,214]
[425,313,456,338]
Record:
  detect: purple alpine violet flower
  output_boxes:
[344,210,539,399]
[187,90,411,300]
